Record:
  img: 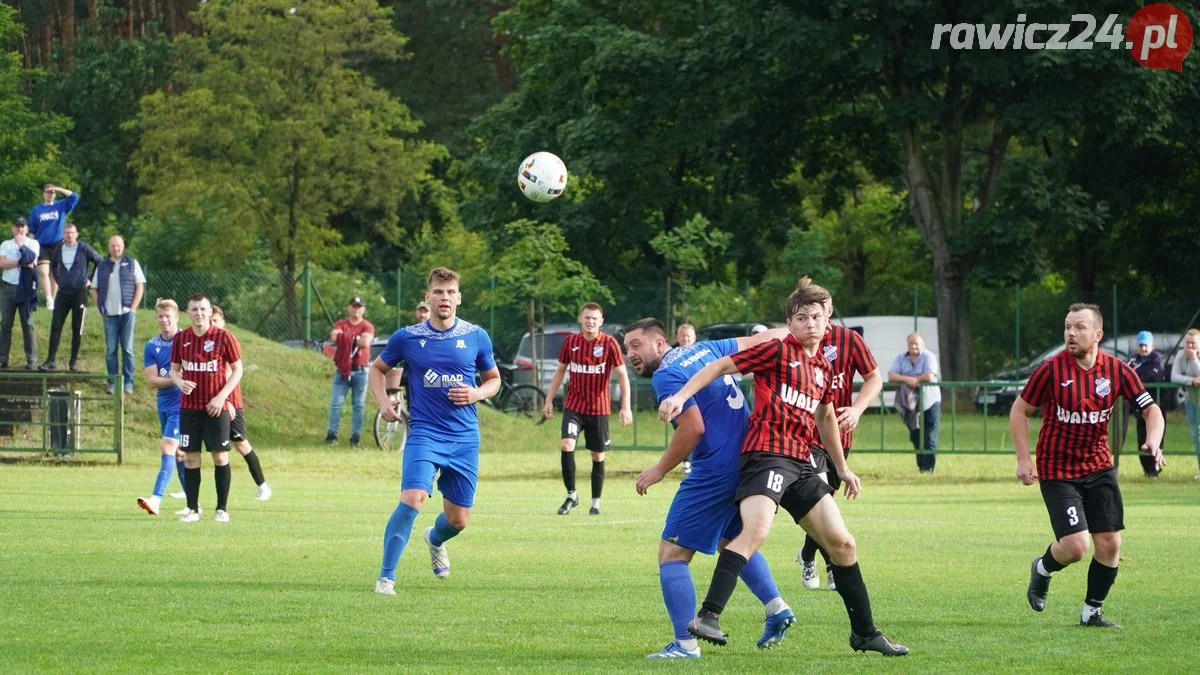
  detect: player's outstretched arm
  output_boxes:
[543,363,568,419]
[817,402,859,498]
[1139,403,1166,470]
[636,405,704,495]
[658,356,737,422]
[734,327,788,351]
[1010,396,1038,485]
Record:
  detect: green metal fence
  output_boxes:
[0,373,124,463]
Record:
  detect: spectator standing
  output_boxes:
[28,184,79,311]
[91,235,145,395]
[41,223,102,372]
[1171,329,1200,480]
[0,218,40,369]
[325,296,375,446]
[1123,331,1167,478]
[888,333,942,473]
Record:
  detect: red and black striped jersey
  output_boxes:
[730,334,834,461]
[821,324,878,450]
[171,326,242,411]
[559,332,624,415]
[1021,350,1152,480]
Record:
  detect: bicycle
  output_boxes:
[480,363,547,421]
[373,387,410,451]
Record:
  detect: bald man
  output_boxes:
[91,235,145,395]
[887,333,942,473]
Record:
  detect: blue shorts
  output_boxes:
[661,470,742,556]
[401,436,480,509]
[158,410,180,443]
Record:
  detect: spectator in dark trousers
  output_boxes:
[0,218,40,369]
[1123,331,1167,478]
[41,223,102,372]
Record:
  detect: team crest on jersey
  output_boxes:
[814,368,825,387]
[456,339,466,349]
[823,345,838,363]
[1095,378,1111,397]
[593,344,604,358]
[203,340,215,353]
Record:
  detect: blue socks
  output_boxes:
[153,455,176,499]
[739,551,782,606]
[379,503,420,581]
[659,561,696,641]
[429,512,461,547]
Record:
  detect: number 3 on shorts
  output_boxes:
[766,470,783,493]
[1066,505,1079,526]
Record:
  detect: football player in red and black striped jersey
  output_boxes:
[1011,303,1164,629]
[541,302,632,515]
[659,278,907,656]
[799,298,883,590]
[211,306,271,501]
[169,293,244,523]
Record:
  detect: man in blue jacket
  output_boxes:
[0,218,40,369]
[29,184,79,312]
[91,235,145,395]
[41,223,102,372]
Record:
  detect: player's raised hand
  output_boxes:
[838,467,861,499]
[1142,439,1166,471]
[658,395,684,422]
[635,465,665,495]
[542,398,554,420]
[1016,457,1038,485]
[447,381,481,406]
[835,406,862,431]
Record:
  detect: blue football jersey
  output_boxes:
[143,333,181,413]
[651,338,748,477]
[379,319,497,441]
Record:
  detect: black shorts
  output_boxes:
[179,408,232,453]
[562,409,610,452]
[229,408,249,442]
[37,241,59,264]
[1039,467,1124,540]
[809,445,851,491]
[735,452,834,523]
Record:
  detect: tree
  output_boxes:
[0,5,72,215]
[650,213,731,331]
[484,219,613,376]
[129,0,444,336]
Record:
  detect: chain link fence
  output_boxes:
[142,264,1200,376]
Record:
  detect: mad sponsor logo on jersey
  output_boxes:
[423,369,466,388]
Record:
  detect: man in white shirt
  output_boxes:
[0,218,41,369]
[91,235,145,395]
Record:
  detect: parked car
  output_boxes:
[511,323,637,405]
[695,321,785,342]
[972,333,1188,414]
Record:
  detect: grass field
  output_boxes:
[3,311,1200,672]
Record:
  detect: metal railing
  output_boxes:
[0,372,123,463]
[610,378,1187,456]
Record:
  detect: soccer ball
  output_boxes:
[516,152,568,202]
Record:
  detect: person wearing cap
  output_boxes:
[415,301,430,323]
[325,296,375,446]
[1123,331,1167,478]
[28,184,79,312]
[0,217,41,369]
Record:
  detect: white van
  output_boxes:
[833,315,940,408]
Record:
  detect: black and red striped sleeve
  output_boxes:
[1117,360,1154,413]
[1021,361,1052,407]
[558,334,573,363]
[850,330,877,376]
[606,335,624,367]
[730,339,780,376]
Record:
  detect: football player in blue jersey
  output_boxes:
[137,299,186,516]
[624,318,796,658]
[369,267,501,594]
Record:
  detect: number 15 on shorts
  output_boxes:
[767,470,784,493]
